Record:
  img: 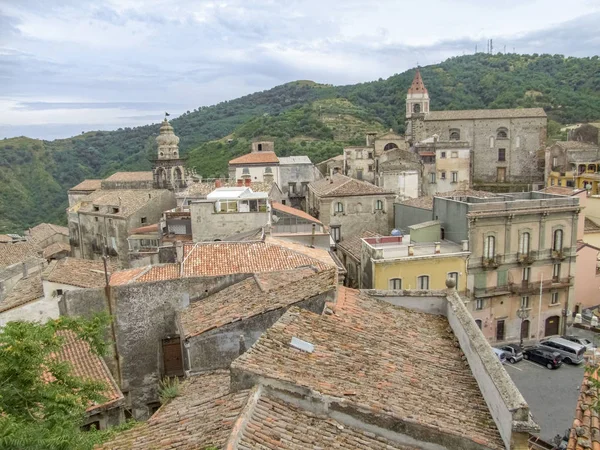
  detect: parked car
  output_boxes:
[492,347,508,364]
[523,347,563,369]
[497,344,523,364]
[538,337,586,364]
[562,335,595,351]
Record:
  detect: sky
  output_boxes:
[1,0,600,140]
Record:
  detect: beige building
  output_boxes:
[415,139,471,195]
[307,174,395,243]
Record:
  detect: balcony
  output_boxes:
[509,277,573,294]
[517,252,536,265]
[551,248,568,261]
[473,285,512,298]
[481,255,502,269]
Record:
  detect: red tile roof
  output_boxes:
[129,223,159,234]
[28,223,69,244]
[309,174,393,197]
[229,151,279,165]
[232,288,505,449]
[566,365,599,450]
[0,241,43,270]
[104,171,153,182]
[69,179,102,191]
[337,230,381,261]
[271,202,322,224]
[408,69,428,94]
[42,242,71,259]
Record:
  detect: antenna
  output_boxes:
[490,39,493,54]
[504,45,506,53]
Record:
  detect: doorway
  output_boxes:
[544,316,560,336]
[497,167,506,183]
[496,319,505,341]
[520,320,530,340]
[162,337,184,377]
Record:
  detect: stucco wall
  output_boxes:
[427,148,470,194]
[575,245,600,310]
[394,204,433,234]
[232,165,281,185]
[279,163,318,197]
[380,170,419,199]
[189,201,268,242]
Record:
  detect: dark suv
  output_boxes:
[498,344,523,364]
[523,347,563,369]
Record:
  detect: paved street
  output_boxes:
[505,355,584,442]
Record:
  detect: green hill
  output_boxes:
[2,53,600,233]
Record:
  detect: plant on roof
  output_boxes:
[0,313,116,450]
[158,376,180,405]
[584,363,600,414]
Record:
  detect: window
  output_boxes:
[112,207,120,214]
[449,129,460,140]
[141,217,147,224]
[522,267,530,282]
[497,128,508,139]
[356,169,363,180]
[475,299,484,310]
[257,143,263,151]
[484,235,496,259]
[440,151,446,159]
[519,232,530,255]
[368,152,373,159]
[475,319,482,329]
[451,172,458,183]
[389,278,402,290]
[551,292,559,304]
[288,182,296,194]
[368,165,374,172]
[375,199,384,210]
[552,157,558,168]
[498,148,506,162]
[451,151,458,158]
[429,172,436,183]
[553,263,561,281]
[440,171,446,180]
[566,180,574,187]
[335,202,344,213]
[94,217,99,222]
[55,289,63,296]
[516,136,521,148]
[93,206,99,212]
[553,229,563,251]
[331,225,341,243]
[413,103,421,113]
[448,272,459,285]
[417,275,430,290]
[521,296,530,308]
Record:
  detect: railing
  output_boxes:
[509,277,573,294]
[473,284,512,297]
[516,251,536,265]
[481,255,502,269]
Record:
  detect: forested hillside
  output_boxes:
[2,53,600,233]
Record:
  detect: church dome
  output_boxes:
[156,119,180,147]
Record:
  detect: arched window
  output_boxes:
[449,129,460,140]
[383,143,399,151]
[389,278,402,290]
[375,200,384,210]
[475,319,483,330]
[484,235,496,259]
[497,128,508,139]
[413,103,421,113]
[335,202,344,213]
[553,229,563,251]
[519,232,530,255]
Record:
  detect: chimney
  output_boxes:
[175,241,184,263]
[215,179,222,188]
[434,242,441,254]
[461,240,469,251]
[244,178,251,187]
[237,179,243,187]
[408,244,414,256]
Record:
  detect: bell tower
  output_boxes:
[153,118,186,190]
[405,69,430,143]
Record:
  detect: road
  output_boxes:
[505,354,584,442]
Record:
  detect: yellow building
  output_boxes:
[360,235,469,292]
[547,161,600,194]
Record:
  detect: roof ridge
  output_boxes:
[327,177,353,195]
[223,385,262,450]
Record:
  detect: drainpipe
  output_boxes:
[103,255,122,386]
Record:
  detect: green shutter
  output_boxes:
[474,273,487,289]
[497,270,508,287]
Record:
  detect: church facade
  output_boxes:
[406,69,547,188]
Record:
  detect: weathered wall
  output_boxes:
[0,258,45,302]
[394,204,433,234]
[279,163,318,198]
[189,201,268,241]
[432,197,469,243]
[379,170,419,199]
[575,245,600,311]
[232,165,281,185]
[408,221,441,243]
[344,147,376,183]
[427,148,470,194]
[182,290,333,374]
[0,295,58,327]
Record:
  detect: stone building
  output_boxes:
[545,141,600,193]
[415,139,471,195]
[405,69,547,189]
[278,155,320,209]
[337,230,381,288]
[0,240,45,302]
[176,178,285,207]
[307,174,395,243]
[27,223,70,250]
[68,179,102,207]
[568,122,600,145]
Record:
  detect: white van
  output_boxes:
[538,337,586,364]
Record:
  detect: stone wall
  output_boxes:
[189,201,268,241]
[0,257,45,302]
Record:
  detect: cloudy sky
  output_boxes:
[1,0,599,140]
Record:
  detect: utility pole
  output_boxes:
[490,39,493,54]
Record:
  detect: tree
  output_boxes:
[0,314,114,450]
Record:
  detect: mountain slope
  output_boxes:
[2,53,600,233]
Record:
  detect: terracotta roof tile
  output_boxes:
[43,257,113,288]
[55,330,123,412]
[425,108,546,121]
[408,69,428,94]
[232,288,505,449]
[0,241,43,270]
[398,196,434,209]
[69,179,102,191]
[0,275,44,313]
[42,242,71,259]
[272,202,322,224]
[555,141,599,150]
[0,235,12,243]
[264,237,337,269]
[309,174,393,197]
[109,267,149,286]
[538,186,584,196]
[566,365,599,450]
[180,268,335,338]
[103,171,153,182]
[98,371,250,450]
[28,223,69,244]
[229,151,279,165]
[337,230,381,261]
[129,223,159,234]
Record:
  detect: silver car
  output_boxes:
[562,335,595,351]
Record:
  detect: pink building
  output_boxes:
[575,241,600,313]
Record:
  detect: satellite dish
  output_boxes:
[272,215,280,223]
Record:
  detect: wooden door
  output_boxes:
[497,167,506,182]
[162,337,183,377]
[544,316,560,337]
[520,320,530,340]
[496,320,505,341]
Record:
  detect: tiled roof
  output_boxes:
[538,186,584,196]
[229,151,279,165]
[585,218,600,233]
[109,267,148,286]
[425,107,546,121]
[555,141,599,150]
[232,288,505,449]
[271,202,321,224]
[180,268,335,338]
[55,330,123,412]
[309,174,393,197]
[75,189,168,218]
[104,171,153,182]
[98,371,250,449]
[264,237,337,269]
[278,155,312,164]
[337,230,381,261]
[0,235,11,243]
[129,224,159,234]
[408,69,428,94]
[566,365,599,450]
[69,179,102,191]
[398,196,434,209]
[42,242,71,259]
[43,258,113,288]
[0,241,43,270]
[0,275,44,313]
[28,223,69,245]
